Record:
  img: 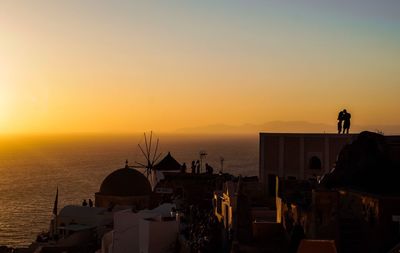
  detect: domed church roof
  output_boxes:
[99,161,152,196]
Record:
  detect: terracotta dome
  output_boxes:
[99,164,151,196]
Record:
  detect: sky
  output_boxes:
[0,1,399,134]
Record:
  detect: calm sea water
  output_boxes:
[0,133,258,247]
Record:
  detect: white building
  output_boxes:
[34,205,113,251]
[57,205,113,229]
[99,203,179,253]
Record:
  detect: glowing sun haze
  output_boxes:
[0,1,399,134]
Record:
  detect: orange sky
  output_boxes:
[1,1,399,134]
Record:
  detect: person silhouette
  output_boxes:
[181,162,187,173]
[196,160,200,174]
[342,109,351,134]
[191,160,196,174]
[337,110,344,134]
[205,163,214,174]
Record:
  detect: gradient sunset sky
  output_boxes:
[1,1,399,134]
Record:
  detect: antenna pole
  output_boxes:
[199,151,207,174]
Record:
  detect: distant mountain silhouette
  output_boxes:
[176,121,400,135]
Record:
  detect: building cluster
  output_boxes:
[211,131,400,253]
[13,131,400,253]
[25,151,230,253]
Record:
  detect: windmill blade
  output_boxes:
[151,138,160,164]
[144,132,150,161]
[136,131,163,179]
[154,152,163,164]
[148,131,153,160]
[135,162,147,168]
[138,144,148,160]
[134,161,150,177]
[146,166,152,178]
[129,165,143,169]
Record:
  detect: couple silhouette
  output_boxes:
[338,109,351,134]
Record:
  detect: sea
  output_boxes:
[0,133,258,247]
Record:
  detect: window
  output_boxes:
[309,156,322,170]
[268,174,277,197]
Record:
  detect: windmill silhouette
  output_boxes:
[134,131,163,186]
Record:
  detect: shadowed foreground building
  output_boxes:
[274,132,400,253]
[259,133,357,196]
[213,176,286,253]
